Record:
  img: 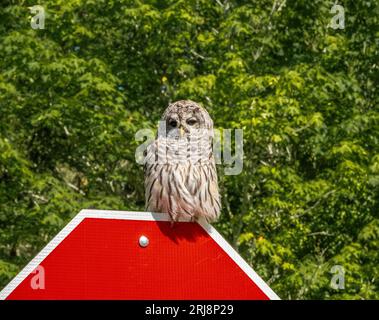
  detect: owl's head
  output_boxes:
[161,100,213,139]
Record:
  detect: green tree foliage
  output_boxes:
[0,0,377,299]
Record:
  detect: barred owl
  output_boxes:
[144,100,221,222]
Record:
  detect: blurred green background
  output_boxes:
[0,0,378,299]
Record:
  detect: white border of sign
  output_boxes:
[0,209,280,300]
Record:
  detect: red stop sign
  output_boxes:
[0,210,279,300]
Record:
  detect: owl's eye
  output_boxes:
[186,118,197,126]
[168,119,178,127]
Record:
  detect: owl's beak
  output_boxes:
[179,126,185,137]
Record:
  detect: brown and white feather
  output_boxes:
[144,100,221,222]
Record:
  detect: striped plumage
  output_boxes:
[144,100,221,222]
